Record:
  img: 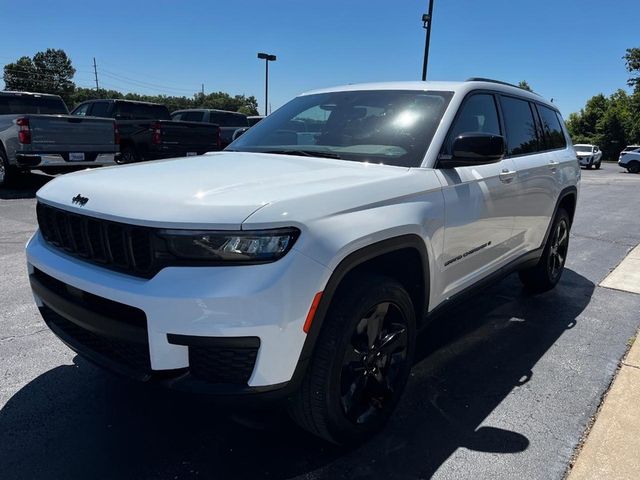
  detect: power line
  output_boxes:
[99,68,198,93]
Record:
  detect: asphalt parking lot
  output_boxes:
[1,165,639,480]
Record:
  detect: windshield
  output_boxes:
[574,145,593,153]
[228,90,453,167]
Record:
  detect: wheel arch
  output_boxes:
[287,234,431,392]
[541,186,577,248]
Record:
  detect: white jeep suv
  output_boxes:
[574,143,602,169]
[619,145,640,173]
[26,79,579,444]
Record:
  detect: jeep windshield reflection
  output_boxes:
[228,90,453,167]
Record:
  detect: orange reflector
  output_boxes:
[303,292,323,333]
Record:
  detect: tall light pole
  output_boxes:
[257,52,276,116]
[421,0,434,81]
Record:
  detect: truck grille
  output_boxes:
[36,203,155,278]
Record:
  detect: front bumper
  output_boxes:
[26,231,330,393]
[578,156,593,166]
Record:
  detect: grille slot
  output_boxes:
[189,344,259,385]
[37,203,156,277]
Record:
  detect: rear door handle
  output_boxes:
[549,161,560,170]
[499,169,516,183]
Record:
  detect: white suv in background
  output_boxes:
[574,144,602,169]
[26,79,579,445]
[619,145,640,173]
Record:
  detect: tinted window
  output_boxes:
[500,96,539,156]
[89,102,110,118]
[0,94,68,115]
[209,112,249,127]
[170,112,183,121]
[181,111,205,122]
[445,94,500,154]
[537,105,566,150]
[231,90,454,167]
[117,102,170,120]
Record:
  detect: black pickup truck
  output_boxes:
[171,109,249,148]
[71,100,221,163]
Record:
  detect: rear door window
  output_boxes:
[500,96,540,156]
[88,102,111,118]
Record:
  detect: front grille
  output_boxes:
[37,203,155,278]
[189,343,259,385]
[43,306,152,373]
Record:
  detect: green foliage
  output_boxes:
[623,48,640,89]
[3,49,259,116]
[3,49,76,104]
[568,49,640,160]
[518,80,532,92]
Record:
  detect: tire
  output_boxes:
[519,208,571,293]
[595,161,601,170]
[0,149,18,187]
[118,145,140,164]
[288,274,416,445]
[586,163,592,170]
[628,162,640,174]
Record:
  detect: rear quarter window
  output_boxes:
[537,105,567,150]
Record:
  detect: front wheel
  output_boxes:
[628,162,640,174]
[289,274,416,445]
[519,208,571,293]
[0,150,17,187]
[595,161,601,170]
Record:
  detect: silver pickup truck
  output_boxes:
[0,91,119,187]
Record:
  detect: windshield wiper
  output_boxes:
[261,149,342,159]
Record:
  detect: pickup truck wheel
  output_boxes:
[118,146,140,164]
[595,161,601,170]
[519,208,571,293]
[628,162,640,174]
[289,274,415,445]
[0,150,16,187]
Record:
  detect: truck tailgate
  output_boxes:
[160,120,219,150]
[29,115,116,151]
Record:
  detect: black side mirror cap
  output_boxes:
[439,133,506,168]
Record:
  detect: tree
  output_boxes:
[623,47,640,89]
[518,80,532,92]
[3,49,76,103]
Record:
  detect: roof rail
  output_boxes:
[465,77,543,96]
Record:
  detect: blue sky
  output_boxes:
[0,0,636,117]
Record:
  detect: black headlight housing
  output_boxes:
[158,227,300,264]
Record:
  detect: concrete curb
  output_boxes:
[567,333,640,479]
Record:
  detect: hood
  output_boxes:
[36,151,412,229]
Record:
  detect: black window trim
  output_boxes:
[435,89,505,169]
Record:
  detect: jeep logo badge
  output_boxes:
[72,194,89,207]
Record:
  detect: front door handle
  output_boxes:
[499,169,516,183]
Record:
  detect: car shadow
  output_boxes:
[0,269,594,480]
[0,172,54,200]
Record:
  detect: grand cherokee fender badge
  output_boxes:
[72,194,89,207]
[444,241,492,267]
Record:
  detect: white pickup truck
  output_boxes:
[26,79,579,444]
[0,91,119,186]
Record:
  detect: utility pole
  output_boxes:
[201,83,204,96]
[93,57,99,92]
[421,0,435,81]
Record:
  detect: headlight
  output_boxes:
[159,228,300,263]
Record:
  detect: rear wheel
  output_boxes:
[0,150,17,187]
[519,208,571,293]
[289,274,416,445]
[118,146,140,164]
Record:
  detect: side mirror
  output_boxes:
[440,133,505,168]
